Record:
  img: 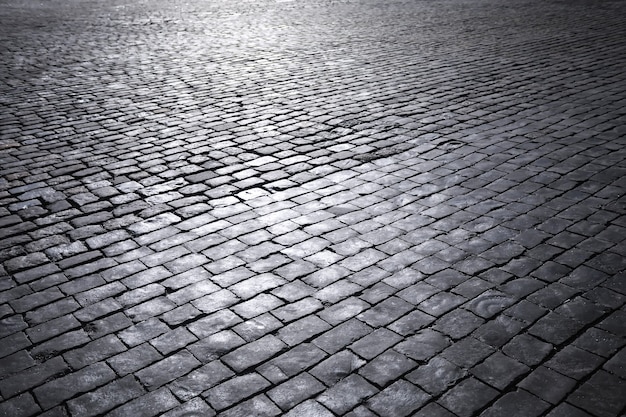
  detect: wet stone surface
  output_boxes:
[1,0,626,415]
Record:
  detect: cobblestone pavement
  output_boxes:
[1,0,626,415]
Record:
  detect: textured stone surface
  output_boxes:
[1,0,626,415]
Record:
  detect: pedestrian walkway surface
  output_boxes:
[1,0,626,416]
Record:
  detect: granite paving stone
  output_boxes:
[406,356,467,396]
[217,394,281,417]
[267,372,325,411]
[309,350,367,386]
[2,0,626,415]
[107,343,162,376]
[283,400,334,417]
[187,330,245,363]
[358,350,417,387]
[438,377,499,417]
[66,375,145,417]
[276,315,331,347]
[470,351,530,390]
[567,370,626,417]
[366,380,431,417]
[106,387,179,417]
[221,334,287,372]
[32,362,116,410]
[168,360,234,401]
[412,402,457,417]
[479,389,550,417]
[258,344,325,383]
[0,393,41,417]
[232,313,283,343]
[203,373,271,411]
[394,329,451,362]
[160,398,215,417]
[517,365,578,405]
[317,374,378,415]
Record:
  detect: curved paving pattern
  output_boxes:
[1,0,626,416]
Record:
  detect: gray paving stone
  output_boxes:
[107,387,179,417]
[314,280,362,304]
[63,334,126,369]
[544,345,605,380]
[21,287,71,315]
[187,330,245,363]
[395,329,450,362]
[504,299,548,325]
[161,267,211,291]
[357,296,413,327]
[597,310,626,337]
[0,356,69,398]
[406,356,467,396]
[277,315,331,346]
[283,400,334,417]
[345,405,380,417]
[358,349,417,387]
[116,283,165,308]
[107,343,163,376]
[0,350,35,376]
[217,394,281,417]
[574,327,626,358]
[470,351,530,390]
[203,373,271,411]
[30,329,91,358]
[466,290,517,319]
[502,333,553,366]
[231,293,284,319]
[136,350,201,390]
[191,289,239,314]
[0,314,28,339]
[438,377,499,417]
[267,372,325,411]
[118,318,169,347]
[67,375,145,417]
[161,303,202,326]
[366,380,430,417]
[33,362,116,410]
[434,309,485,339]
[479,390,550,417]
[232,313,283,342]
[222,334,286,372]
[161,398,215,417]
[317,374,378,415]
[258,343,327,383]
[229,273,286,300]
[149,327,198,355]
[310,350,366,386]
[518,366,578,405]
[317,297,370,326]
[0,393,41,417]
[528,312,586,345]
[349,327,403,360]
[412,402,457,417]
[567,370,626,417]
[545,403,594,417]
[473,315,527,348]
[10,288,65,313]
[442,336,495,369]
[304,265,350,288]
[169,360,234,401]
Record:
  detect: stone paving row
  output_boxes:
[1,0,626,416]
